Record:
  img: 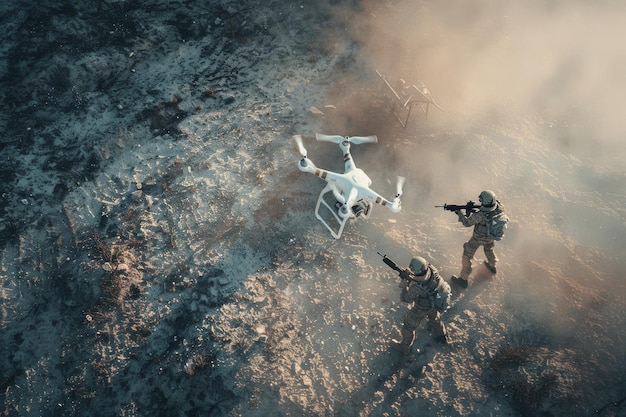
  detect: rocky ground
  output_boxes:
[1,1,625,416]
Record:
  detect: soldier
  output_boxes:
[390,256,451,355]
[450,190,508,289]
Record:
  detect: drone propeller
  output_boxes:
[396,176,406,198]
[293,135,307,158]
[316,133,378,145]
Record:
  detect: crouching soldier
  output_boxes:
[390,256,452,354]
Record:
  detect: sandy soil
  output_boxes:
[1,1,625,416]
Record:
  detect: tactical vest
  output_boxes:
[484,204,509,241]
[408,266,451,312]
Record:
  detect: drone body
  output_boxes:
[295,133,405,238]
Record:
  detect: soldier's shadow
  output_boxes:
[448,262,496,310]
[334,331,445,416]
[335,264,495,416]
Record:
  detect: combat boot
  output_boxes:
[483,261,497,274]
[450,275,468,289]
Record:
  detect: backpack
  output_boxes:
[428,267,451,312]
[433,279,452,312]
[485,208,509,241]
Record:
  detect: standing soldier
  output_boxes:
[387,256,451,355]
[450,190,508,289]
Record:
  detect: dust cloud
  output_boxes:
[319,0,626,399]
[325,0,626,264]
[336,0,626,160]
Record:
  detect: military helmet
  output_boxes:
[479,190,497,211]
[409,257,431,280]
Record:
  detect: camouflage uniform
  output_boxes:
[392,264,450,354]
[456,202,502,280]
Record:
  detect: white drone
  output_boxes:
[294,133,405,239]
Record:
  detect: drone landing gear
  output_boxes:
[315,185,371,239]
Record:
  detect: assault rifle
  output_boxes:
[377,252,419,283]
[377,252,433,302]
[435,201,480,217]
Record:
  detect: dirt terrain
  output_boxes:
[1,1,625,416]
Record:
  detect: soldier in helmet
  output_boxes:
[450,190,506,289]
[390,256,451,355]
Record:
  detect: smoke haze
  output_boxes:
[318,0,626,392]
[321,0,626,260]
[339,0,626,162]
[1,0,624,414]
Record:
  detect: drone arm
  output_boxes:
[298,161,346,203]
[379,196,402,212]
[386,176,404,212]
[388,196,402,213]
[331,185,347,205]
[298,157,317,174]
[365,190,402,213]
